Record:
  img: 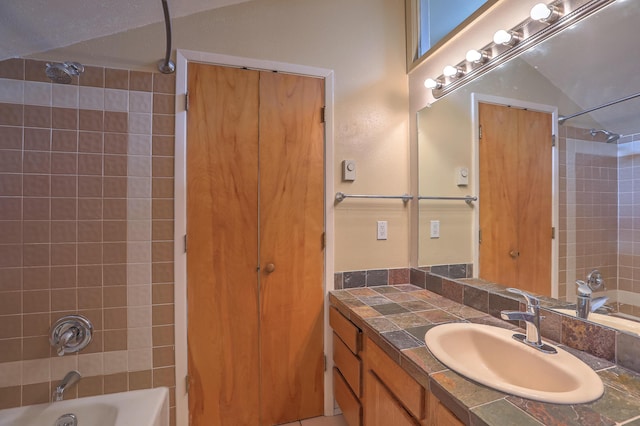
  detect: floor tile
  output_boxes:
[300,415,347,426]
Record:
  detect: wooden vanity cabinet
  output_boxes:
[363,336,464,426]
[330,307,363,426]
[330,307,463,426]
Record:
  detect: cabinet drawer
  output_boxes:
[330,307,361,354]
[334,368,362,426]
[364,337,424,420]
[333,333,362,397]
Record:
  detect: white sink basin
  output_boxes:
[554,308,640,335]
[425,323,603,404]
[0,387,169,426]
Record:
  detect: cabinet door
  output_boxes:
[426,391,464,426]
[364,371,420,426]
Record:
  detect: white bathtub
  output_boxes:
[0,387,169,426]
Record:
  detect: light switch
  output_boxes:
[343,160,356,181]
[430,220,440,239]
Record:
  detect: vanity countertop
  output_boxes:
[329,285,640,426]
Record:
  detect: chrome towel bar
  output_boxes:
[335,192,413,204]
[418,195,477,206]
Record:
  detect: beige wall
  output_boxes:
[32,0,411,271]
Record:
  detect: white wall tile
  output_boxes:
[128,155,151,177]
[127,327,152,349]
[128,134,151,156]
[128,348,152,372]
[128,306,152,328]
[53,84,79,108]
[127,262,151,285]
[79,86,104,110]
[128,113,152,135]
[22,358,51,385]
[0,361,22,387]
[129,91,153,113]
[24,81,52,106]
[0,78,24,104]
[128,177,151,198]
[50,355,78,380]
[128,199,151,220]
[103,350,128,375]
[128,220,151,241]
[104,89,129,112]
[128,284,151,307]
[78,353,104,377]
[127,241,152,263]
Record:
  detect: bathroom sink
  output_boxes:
[424,323,603,404]
[554,308,640,335]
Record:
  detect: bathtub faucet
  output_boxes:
[52,370,81,402]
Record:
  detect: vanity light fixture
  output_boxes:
[425,0,616,99]
[493,29,521,46]
[530,3,563,23]
[466,49,490,64]
[424,78,443,89]
[443,65,464,78]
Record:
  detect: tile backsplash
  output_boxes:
[0,58,176,421]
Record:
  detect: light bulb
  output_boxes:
[493,30,520,46]
[530,3,552,21]
[424,78,441,89]
[466,49,489,64]
[443,65,461,77]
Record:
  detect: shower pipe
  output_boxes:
[559,91,640,124]
[158,0,176,74]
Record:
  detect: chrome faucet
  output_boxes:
[501,288,557,354]
[52,370,81,402]
[575,270,608,319]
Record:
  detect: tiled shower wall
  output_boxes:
[559,126,640,314]
[0,58,176,420]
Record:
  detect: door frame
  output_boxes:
[471,93,559,298]
[173,50,335,426]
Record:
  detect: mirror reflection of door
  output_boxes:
[479,102,552,296]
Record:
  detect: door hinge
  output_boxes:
[321,232,326,250]
[320,106,326,124]
[552,227,555,239]
[184,234,187,253]
[185,375,190,394]
[324,354,327,372]
[479,125,483,140]
[479,229,482,244]
[552,134,556,147]
[185,91,190,112]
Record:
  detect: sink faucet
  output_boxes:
[500,288,557,354]
[52,370,81,402]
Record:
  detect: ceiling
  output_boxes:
[0,0,253,60]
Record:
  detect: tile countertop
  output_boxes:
[329,285,640,426]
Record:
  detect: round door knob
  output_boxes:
[509,250,520,259]
[265,263,275,273]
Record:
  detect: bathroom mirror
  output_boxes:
[418,0,640,327]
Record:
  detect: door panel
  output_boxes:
[187,63,260,425]
[258,71,325,424]
[479,103,552,296]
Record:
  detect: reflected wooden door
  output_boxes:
[479,103,552,296]
[187,63,325,425]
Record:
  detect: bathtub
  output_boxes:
[0,387,169,426]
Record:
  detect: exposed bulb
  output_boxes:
[424,78,441,89]
[466,49,489,64]
[443,65,462,78]
[493,29,520,46]
[530,3,552,20]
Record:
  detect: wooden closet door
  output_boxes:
[187,63,261,426]
[258,71,325,424]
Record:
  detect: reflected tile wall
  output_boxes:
[0,59,175,419]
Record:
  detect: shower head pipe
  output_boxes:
[158,0,175,74]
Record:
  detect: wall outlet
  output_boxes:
[430,220,440,239]
[377,221,388,240]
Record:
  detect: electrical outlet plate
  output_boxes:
[377,221,388,240]
[430,220,440,238]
